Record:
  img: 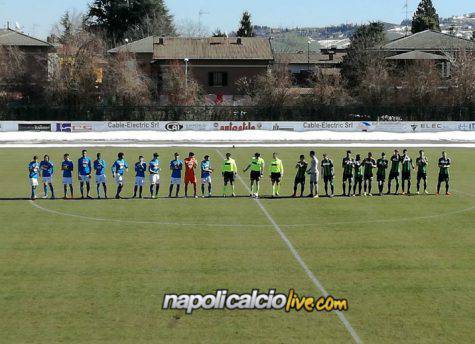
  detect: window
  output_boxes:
[208,72,228,87]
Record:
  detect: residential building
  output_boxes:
[378,30,475,77]
[0,28,52,99]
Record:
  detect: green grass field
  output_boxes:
[0,147,474,343]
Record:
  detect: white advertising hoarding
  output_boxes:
[1,121,475,133]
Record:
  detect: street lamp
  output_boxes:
[184,58,189,90]
[307,37,315,72]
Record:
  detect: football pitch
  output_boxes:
[0,146,474,343]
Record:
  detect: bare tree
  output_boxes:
[160,61,202,105]
[449,49,475,106]
[238,63,295,107]
[103,51,154,106]
[47,31,105,108]
[176,19,209,37]
[0,46,25,87]
[358,59,393,106]
[300,69,352,107]
[394,60,444,107]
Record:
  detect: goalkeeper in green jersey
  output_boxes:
[221,152,237,197]
[353,154,363,196]
[243,152,265,198]
[387,149,402,195]
[269,152,284,197]
[401,149,415,195]
[342,150,354,197]
[363,152,377,196]
[376,152,389,196]
[416,150,429,194]
[437,151,451,196]
[293,155,308,198]
[321,153,335,197]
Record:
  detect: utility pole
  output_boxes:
[404,0,409,36]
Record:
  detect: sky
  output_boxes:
[0,0,473,39]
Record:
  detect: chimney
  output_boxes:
[237,37,242,45]
[158,37,164,45]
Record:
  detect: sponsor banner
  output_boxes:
[55,122,93,132]
[98,121,161,131]
[214,122,264,131]
[2,121,475,133]
[18,123,52,132]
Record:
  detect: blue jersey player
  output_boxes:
[111,152,129,199]
[93,152,108,199]
[201,155,213,197]
[168,153,183,198]
[133,156,147,198]
[78,149,92,199]
[28,156,40,200]
[61,153,74,198]
[39,155,55,199]
[149,153,161,198]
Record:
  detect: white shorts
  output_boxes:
[135,177,145,186]
[30,178,39,187]
[95,174,107,184]
[42,176,52,184]
[79,175,90,183]
[115,175,124,185]
[201,176,212,184]
[149,174,160,185]
[310,172,319,183]
[170,177,181,185]
[63,177,73,185]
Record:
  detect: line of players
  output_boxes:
[27,149,452,200]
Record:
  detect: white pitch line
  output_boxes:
[215,149,363,344]
[29,197,475,230]
[28,201,270,228]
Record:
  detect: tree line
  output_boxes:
[0,0,473,120]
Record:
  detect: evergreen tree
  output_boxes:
[86,0,175,44]
[341,22,386,89]
[236,11,254,37]
[411,0,440,34]
[60,12,73,41]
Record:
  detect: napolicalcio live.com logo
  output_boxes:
[163,289,348,314]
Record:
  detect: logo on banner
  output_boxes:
[357,121,372,132]
[165,122,184,131]
[411,124,418,132]
[56,123,72,132]
[216,122,262,131]
[458,123,475,131]
[272,123,294,131]
[18,123,51,131]
[56,123,93,132]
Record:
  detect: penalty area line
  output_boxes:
[215,149,363,344]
